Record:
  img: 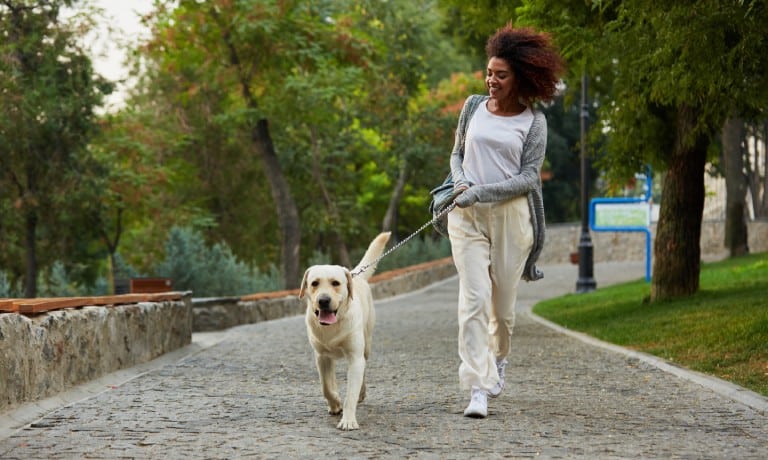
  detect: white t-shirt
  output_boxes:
[463,102,534,186]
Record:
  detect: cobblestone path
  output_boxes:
[1,264,766,459]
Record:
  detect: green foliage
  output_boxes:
[540,97,593,222]
[154,227,281,297]
[517,0,768,183]
[533,253,768,396]
[37,261,82,298]
[394,71,485,234]
[85,108,216,274]
[0,271,18,298]
[112,253,139,280]
[306,234,451,278]
[513,0,768,298]
[132,0,475,268]
[375,237,452,272]
[0,0,111,295]
[0,261,111,298]
[438,0,519,64]
[0,0,606,296]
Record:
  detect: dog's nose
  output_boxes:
[318,294,332,310]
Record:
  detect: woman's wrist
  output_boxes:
[454,181,470,192]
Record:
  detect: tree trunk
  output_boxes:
[99,208,123,295]
[307,127,350,267]
[721,118,748,257]
[252,119,301,289]
[24,211,37,298]
[651,105,707,301]
[382,162,408,239]
[217,14,302,289]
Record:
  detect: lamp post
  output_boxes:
[576,73,596,293]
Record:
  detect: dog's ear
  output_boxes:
[299,269,310,299]
[345,269,353,301]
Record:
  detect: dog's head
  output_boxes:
[299,265,353,326]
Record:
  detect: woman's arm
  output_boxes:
[450,95,484,191]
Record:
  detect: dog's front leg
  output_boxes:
[316,354,342,415]
[338,356,365,430]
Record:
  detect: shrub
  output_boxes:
[356,235,452,272]
[0,262,110,298]
[155,226,281,297]
[0,271,16,297]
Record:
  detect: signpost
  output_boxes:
[589,169,653,282]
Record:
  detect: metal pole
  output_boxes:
[576,72,596,293]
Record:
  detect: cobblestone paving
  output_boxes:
[1,264,766,459]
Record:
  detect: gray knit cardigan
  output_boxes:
[449,94,546,282]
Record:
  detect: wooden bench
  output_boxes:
[130,278,173,294]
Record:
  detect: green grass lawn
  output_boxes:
[533,252,768,396]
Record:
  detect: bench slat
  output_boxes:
[2,292,184,315]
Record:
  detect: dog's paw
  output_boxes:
[327,401,342,415]
[337,417,359,431]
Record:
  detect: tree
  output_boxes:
[0,0,109,297]
[136,0,407,288]
[344,1,474,240]
[137,0,313,288]
[132,0,473,285]
[80,106,216,292]
[517,0,768,300]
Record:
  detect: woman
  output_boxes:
[448,24,565,418]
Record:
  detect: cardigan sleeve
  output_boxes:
[450,95,485,191]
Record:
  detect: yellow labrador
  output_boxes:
[299,232,391,430]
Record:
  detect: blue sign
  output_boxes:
[589,168,653,282]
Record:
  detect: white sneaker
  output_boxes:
[489,358,507,398]
[463,387,488,418]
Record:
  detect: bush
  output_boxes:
[0,271,17,297]
[37,261,80,297]
[0,262,109,298]
[356,235,452,273]
[155,226,281,297]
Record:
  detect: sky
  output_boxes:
[80,0,156,110]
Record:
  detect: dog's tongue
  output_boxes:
[318,310,337,325]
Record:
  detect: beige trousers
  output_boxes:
[448,196,533,391]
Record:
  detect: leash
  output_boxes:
[350,202,457,278]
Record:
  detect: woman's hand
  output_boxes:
[454,186,478,208]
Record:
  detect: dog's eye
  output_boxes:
[331,280,341,287]
[311,280,319,287]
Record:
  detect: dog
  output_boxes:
[299,232,391,430]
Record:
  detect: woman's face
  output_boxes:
[485,56,516,102]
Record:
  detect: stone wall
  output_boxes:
[0,297,192,413]
[538,219,768,264]
[192,258,458,333]
[193,295,303,332]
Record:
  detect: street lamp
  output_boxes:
[576,73,597,293]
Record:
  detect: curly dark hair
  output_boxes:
[485,24,566,104]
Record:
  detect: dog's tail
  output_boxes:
[352,232,391,281]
